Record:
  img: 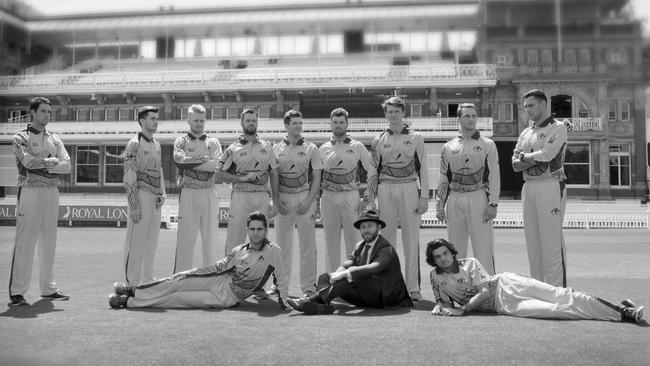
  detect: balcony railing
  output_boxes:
[496,63,639,80]
[0,64,497,95]
[556,117,602,132]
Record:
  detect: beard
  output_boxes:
[244,126,257,135]
[332,129,346,138]
[361,230,379,243]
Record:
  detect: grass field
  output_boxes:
[1,227,649,366]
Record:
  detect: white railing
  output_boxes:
[0,64,497,94]
[0,117,492,138]
[556,117,602,132]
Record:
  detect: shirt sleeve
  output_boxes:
[219,146,233,172]
[486,139,500,204]
[414,134,429,198]
[512,128,526,162]
[430,271,453,305]
[309,144,323,171]
[530,123,568,162]
[53,134,70,162]
[467,258,491,286]
[268,142,279,170]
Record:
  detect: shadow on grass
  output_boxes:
[0,299,65,318]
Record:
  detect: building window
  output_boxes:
[565,49,576,64]
[609,51,623,64]
[526,49,538,64]
[105,145,124,184]
[577,100,589,118]
[492,103,500,121]
[211,106,224,120]
[609,144,630,187]
[258,106,271,119]
[410,104,422,117]
[119,108,133,121]
[608,101,617,121]
[226,106,239,120]
[91,108,105,122]
[541,49,552,64]
[105,108,117,121]
[578,48,591,64]
[180,106,188,120]
[564,143,590,186]
[620,101,630,121]
[447,103,459,118]
[76,145,100,184]
[76,109,90,122]
[503,102,513,121]
[496,55,508,66]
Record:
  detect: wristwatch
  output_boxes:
[459,305,468,314]
[488,203,498,208]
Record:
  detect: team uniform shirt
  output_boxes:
[173,133,222,189]
[273,136,322,194]
[13,125,70,188]
[219,135,278,193]
[188,239,285,300]
[123,133,164,195]
[370,125,429,190]
[513,117,567,182]
[430,258,497,312]
[319,135,373,192]
[438,131,500,205]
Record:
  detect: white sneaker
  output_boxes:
[409,291,423,301]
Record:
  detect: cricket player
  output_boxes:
[172,104,223,272]
[109,212,287,310]
[512,89,568,287]
[9,97,71,306]
[319,107,373,272]
[122,106,166,286]
[425,239,644,323]
[367,96,429,301]
[220,108,280,254]
[436,103,500,274]
[272,110,322,297]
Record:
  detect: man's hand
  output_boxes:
[482,204,497,223]
[45,157,60,169]
[436,208,446,222]
[268,203,278,218]
[171,271,191,281]
[200,160,219,171]
[277,200,289,215]
[329,271,347,284]
[130,208,142,223]
[414,197,428,215]
[155,194,166,210]
[431,304,464,316]
[239,172,259,183]
[296,198,313,215]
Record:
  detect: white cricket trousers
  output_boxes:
[522,179,567,287]
[123,191,161,286]
[225,191,270,254]
[495,273,620,321]
[445,189,495,274]
[127,275,239,308]
[174,188,219,272]
[320,190,361,272]
[378,181,421,293]
[9,187,60,296]
[275,191,317,295]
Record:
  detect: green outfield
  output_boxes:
[1,227,649,366]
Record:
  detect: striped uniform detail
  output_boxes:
[279,172,309,188]
[381,160,416,178]
[322,169,356,185]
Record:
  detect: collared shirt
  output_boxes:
[219,135,278,193]
[319,135,373,192]
[123,132,164,195]
[369,125,429,192]
[438,130,500,205]
[13,125,70,188]
[360,235,380,265]
[513,116,567,182]
[430,258,496,312]
[273,136,323,194]
[173,132,222,189]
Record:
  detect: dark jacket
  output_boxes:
[340,235,413,308]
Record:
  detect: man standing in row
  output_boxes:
[122,106,166,286]
[221,108,280,254]
[368,97,429,301]
[9,97,71,305]
[272,110,322,297]
[319,108,373,272]
[512,89,568,287]
[436,103,500,274]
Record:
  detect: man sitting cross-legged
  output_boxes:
[287,209,413,315]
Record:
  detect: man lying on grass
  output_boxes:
[109,211,286,310]
[426,238,643,323]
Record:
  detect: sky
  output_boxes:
[12,0,650,34]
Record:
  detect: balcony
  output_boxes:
[0,64,497,96]
[557,117,602,132]
[0,117,493,143]
[495,63,640,81]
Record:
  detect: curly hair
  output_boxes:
[425,238,458,267]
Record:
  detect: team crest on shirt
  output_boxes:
[383,144,392,148]
[403,140,412,145]
[551,208,561,215]
[346,149,355,154]
[143,151,150,156]
[473,146,482,151]
[539,133,546,140]
[188,148,195,152]
[240,152,248,157]
[32,142,39,146]
[297,151,306,157]
[547,133,557,144]
[259,149,267,154]
[258,255,264,262]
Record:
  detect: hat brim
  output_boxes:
[353,218,386,229]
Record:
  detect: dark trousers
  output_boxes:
[315,273,383,308]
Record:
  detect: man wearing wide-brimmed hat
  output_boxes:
[286,209,413,315]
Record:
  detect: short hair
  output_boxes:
[187,104,206,116]
[246,211,268,229]
[456,103,477,117]
[382,96,406,112]
[137,106,159,122]
[30,97,51,113]
[330,107,349,122]
[425,238,458,267]
[523,89,548,104]
[283,109,302,125]
[240,108,257,122]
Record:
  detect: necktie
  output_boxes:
[360,244,371,265]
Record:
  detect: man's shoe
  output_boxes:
[108,294,129,309]
[252,289,269,300]
[9,295,27,306]
[265,288,279,296]
[286,297,309,312]
[409,291,423,301]
[303,290,316,297]
[302,301,334,315]
[621,299,635,308]
[621,305,644,323]
[41,291,70,301]
[114,282,135,297]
